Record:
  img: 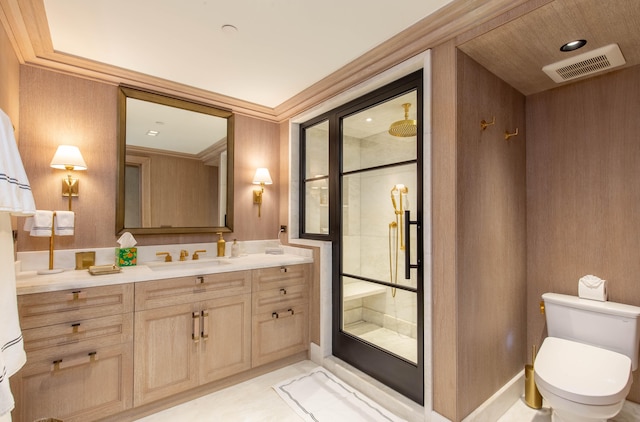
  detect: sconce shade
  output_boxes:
[50,145,87,171]
[252,168,272,185]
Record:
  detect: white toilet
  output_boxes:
[535,292,640,422]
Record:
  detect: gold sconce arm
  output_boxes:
[253,184,265,217]
[252,167,272,218]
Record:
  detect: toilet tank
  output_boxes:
[542,292,640,370]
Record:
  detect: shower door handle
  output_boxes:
[404,210,420,279]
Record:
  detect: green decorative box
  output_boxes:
[116,247,137,267]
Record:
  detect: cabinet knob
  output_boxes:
[280,288,287,295]
[280,267,288,273]
[195,276,205,284]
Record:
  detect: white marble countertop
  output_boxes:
[16,251,313,295]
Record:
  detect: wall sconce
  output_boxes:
[50,145,87,211]
[252,167,272,217]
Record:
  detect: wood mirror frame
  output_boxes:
[116,86,234,235]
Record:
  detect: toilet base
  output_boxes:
[537,382,625,422]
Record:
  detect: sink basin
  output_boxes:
[145,258,229,272]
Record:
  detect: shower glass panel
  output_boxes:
[342,165,417,290]
[342,92,416,173]
[342,276,418,363]
[340,89,420,369]
[300,70,423,403]
[303,120,329,235]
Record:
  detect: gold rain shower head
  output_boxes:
[388,103,417,137]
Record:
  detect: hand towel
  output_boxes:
[54,210,75,236]
[578,274,608,301]
[0,109,33,417]
[0,109,35,217]
[0,214,27,417]
[23,210,53,237]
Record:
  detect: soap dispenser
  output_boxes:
[216,232,226,257]
[231,239,240,257]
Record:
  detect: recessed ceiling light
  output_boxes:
[560,39,587,52]
[366,118,373,122]
[147,130,159,136]
[221,24,238,34]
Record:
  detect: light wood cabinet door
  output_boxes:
[251,264,310,367]
[12,342,133,422]
[133,302,199,406]
[133,293,252,405]
[198,294,251,384]
[252,303,309,367]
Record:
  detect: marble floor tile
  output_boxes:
[135,360,318,422]
[136,359,640,422]
[497,397,640,422]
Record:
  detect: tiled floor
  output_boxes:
[498,396,640,421]
[136,360,640,421]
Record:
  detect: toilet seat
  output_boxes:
[535,337,633,406]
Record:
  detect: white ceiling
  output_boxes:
[42,0,454,108]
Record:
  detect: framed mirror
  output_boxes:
[116,86,234,235]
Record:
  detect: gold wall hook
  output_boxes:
[480,116,495,130]
[505,128,519,140]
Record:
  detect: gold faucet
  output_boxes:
[179,250,189,261]
[156,251,172,262]
[192,249,207,260]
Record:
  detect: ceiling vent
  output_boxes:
[542,44,626,83]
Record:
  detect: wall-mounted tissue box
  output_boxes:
[116,247,137,267]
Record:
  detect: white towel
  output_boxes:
[54,210,75,236]
[0,109,35,217]
[23,210,53,237]
[0,214,27,417]
[0,108,32,417]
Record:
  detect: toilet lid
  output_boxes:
[534,337,632,405]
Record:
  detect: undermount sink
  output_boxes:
[145,258,230,271]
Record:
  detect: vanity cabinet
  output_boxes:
[133,271,252,406]
[252,264,310,366]
[12,284,134,422]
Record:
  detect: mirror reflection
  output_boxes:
[117,87,234,235]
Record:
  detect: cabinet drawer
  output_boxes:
[12,342,133,422]
[252,303,309,367]
[135,270,252,310]
[252,283,308,315]
[252,264,310,292]
[22,313,133,361]
[18,284,134,329]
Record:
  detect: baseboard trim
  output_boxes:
[461,369,524,422]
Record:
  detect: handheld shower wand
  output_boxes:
[389,184,409,297]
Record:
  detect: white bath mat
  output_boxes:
[273,367,406,422]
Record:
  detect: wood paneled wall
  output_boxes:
[432,47,527,422]
[432,40,459,420]
[456,51,527,418]
[0,21,19,136]
[527,64,640,402]
[16,67,281,251]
